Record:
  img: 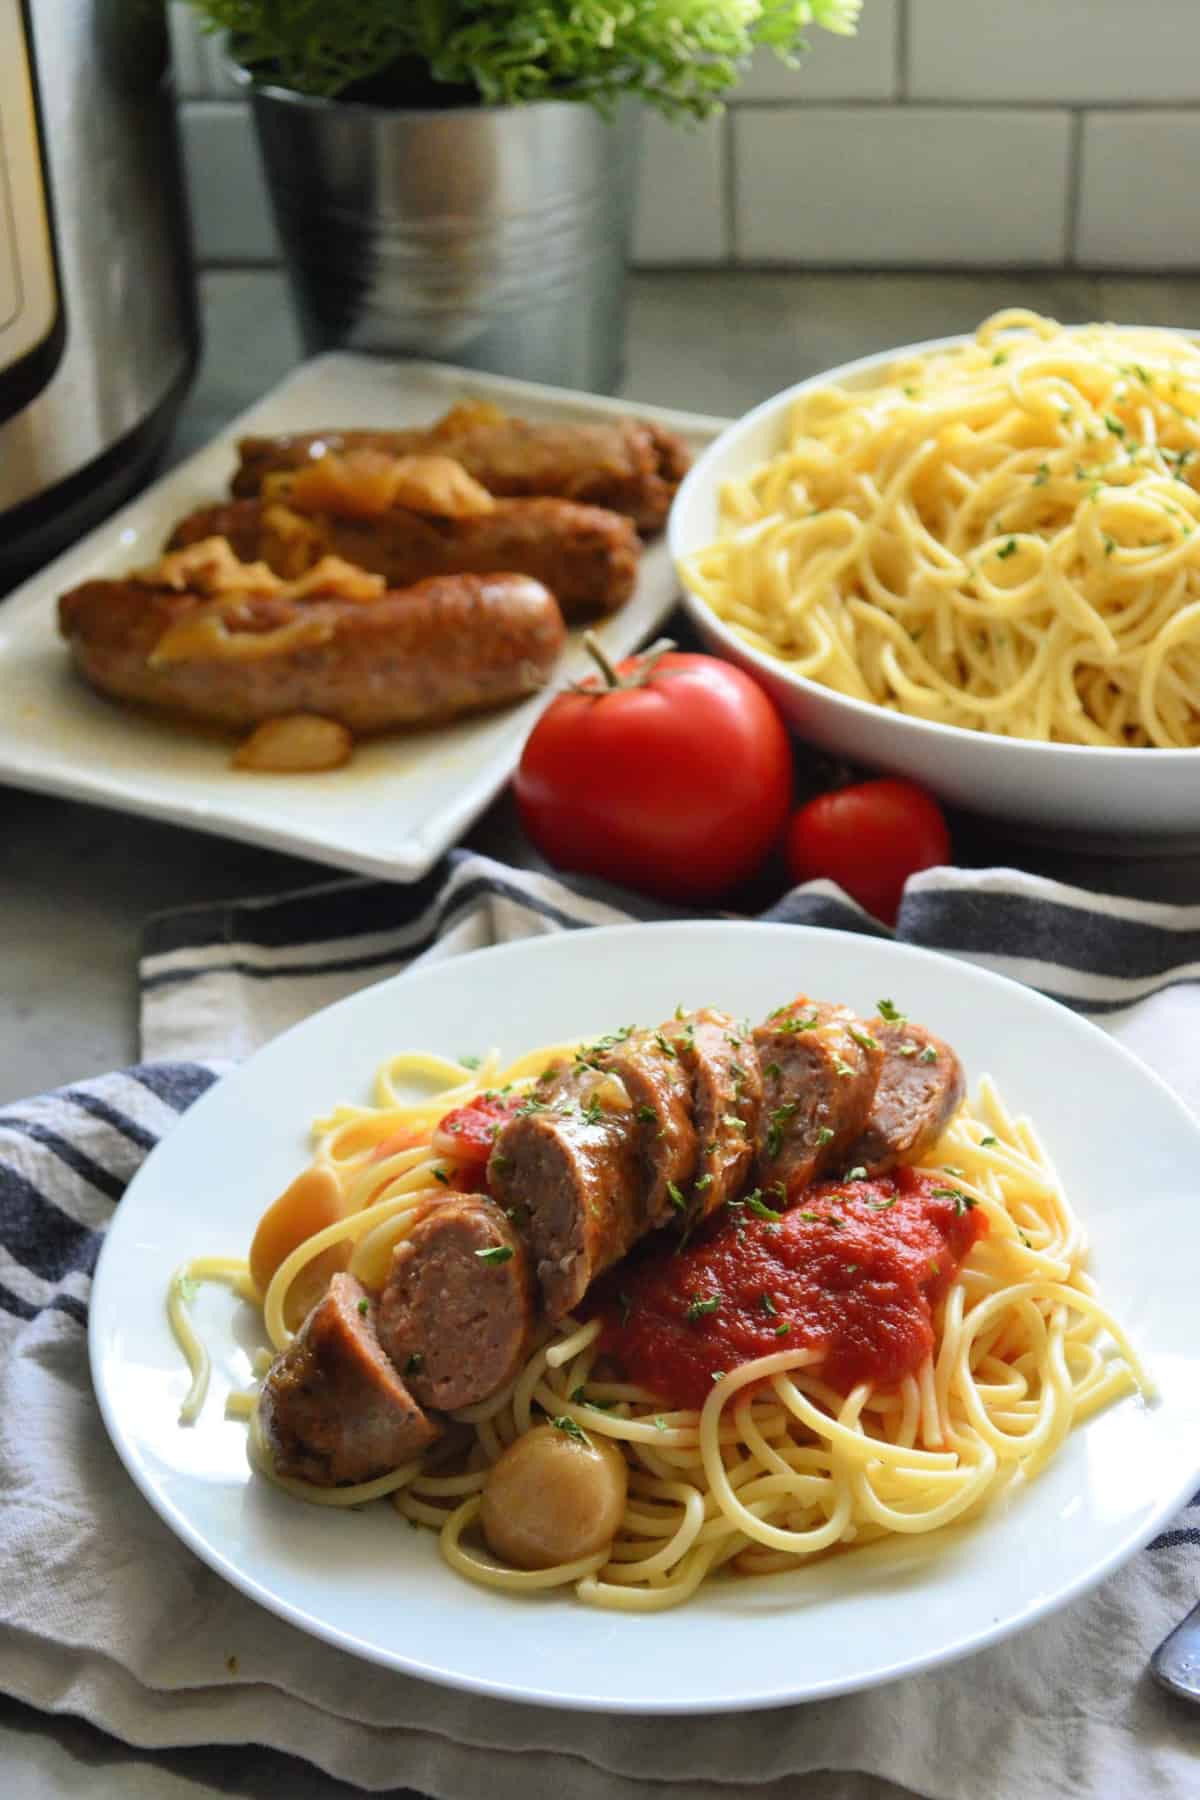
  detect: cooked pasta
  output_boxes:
[168,1029,1151,1613]
[680,310,1200,746]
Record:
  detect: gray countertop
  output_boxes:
[4,267,1200,1797]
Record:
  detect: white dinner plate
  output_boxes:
[90,921,1200,1714]
[0,356,726,880]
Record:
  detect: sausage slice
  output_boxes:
[376,1195,533,1411]
[840,1020,965,1175]
[598,1027,698,1228]
[663,1008,763,1221]
[258,1273,440,1486]
[488,1066,642,1320]
[752,998,884,1199]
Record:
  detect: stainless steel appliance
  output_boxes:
[0,0,199,587]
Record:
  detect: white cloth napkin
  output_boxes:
[2,853,1198,1800]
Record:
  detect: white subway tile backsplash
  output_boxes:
[909,0,1200,104]
[168,4,206,97]
[1077,112,1200,269]
[733,107,1071,266]
[734,1,898,102]
[180,104,279,264]
[633,114,727,265]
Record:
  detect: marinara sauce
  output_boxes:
[590,1169,987,1409]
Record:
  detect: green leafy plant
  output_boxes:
[187,0,862,116]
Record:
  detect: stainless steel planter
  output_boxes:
[249,88,640,394]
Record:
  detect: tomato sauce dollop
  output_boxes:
[589,1170,988,1410]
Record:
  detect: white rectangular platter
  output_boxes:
[0,355,728,879]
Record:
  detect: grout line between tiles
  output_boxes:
[723,106,739,265]
[896,0,910,101]
[1064,110,1085,268]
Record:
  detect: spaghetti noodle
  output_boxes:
[169,1034,1150,1612]
[680,310,1200,746]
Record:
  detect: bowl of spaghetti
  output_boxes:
[670,311,1200,836]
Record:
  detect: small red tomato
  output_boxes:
[785,778,951,924]
[431,1094,523,1166]
[515,639,792,903]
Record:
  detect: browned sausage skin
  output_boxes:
[259,1273,440,1485]
[231,408,691,532]
[598,1027,698,1229]
[840,1020,965,1176]
[376,1195,534,1411]
[664,1008,764,1222]
[168,495,640,619]
[58,547,565,735]
[752,998,884,1199]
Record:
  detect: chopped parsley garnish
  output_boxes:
[1104,536,1116,556]
[876,998,905,1022]
[775,1321,792,1337]
[516,1095,547,1116]
[849,1027,878,1051]
[357,1298,369,1316]
[760,1292,779,1316]
[686,1294,721,1321]
[667,1180,687,1212]
[177,1276,198,1304]
[579,1098,604,1126]
[551,1415,588,1442]
[919,1044,939,1064]
[763,1061,783,1080]
[654,1031,678,1059]
[458,1054,481,1070]
[932,1186,975,1215]
[675,1002,687,1020]
[846,1263,859,1274]
[832,1057,855,1079]
[745,1193,783,1222]
[992,350,1007,365]
[867,1196,897,1211]
[636,1104,657,1124]
[799,1210,820,1223]
[897,1041,919,1058]
[653,1415,668,1432]
[619,1290,632,1325]
[433,1167,450,1185]
[491,1154,513,1175]
[1104,414,1126,438]
[816,1125,835,1145]
[711,1370,727,1383]
[765,1101,798,1156]
[980,1134,998,1148]
[942,1165,964,1177]
[695,1172,714,1191]
[845,1166,867,1181]
[475,1244,514,1265]
[1032,462,1050,486]
[996,538,1018,560]
[405,1352,424,1376]
[722,1114,747,1132]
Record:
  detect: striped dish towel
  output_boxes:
[2,851,1198,1800]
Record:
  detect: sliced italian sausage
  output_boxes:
[58,559,565,734]
[664,1008,763,1220]
[376,1195,533,1411]
[840,1020,965,1175]
[752,998,884,1199]
[258,1273,440,1486]
[598,1027,698,1228]
[488,1064,642,1320]
[169,495,640,618]
[232,411,692,532]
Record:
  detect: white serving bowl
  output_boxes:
[668,336,1200,838]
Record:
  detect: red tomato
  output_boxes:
[431,1094,523,1166]
[785,778,951,925]
[514,641,792,903]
